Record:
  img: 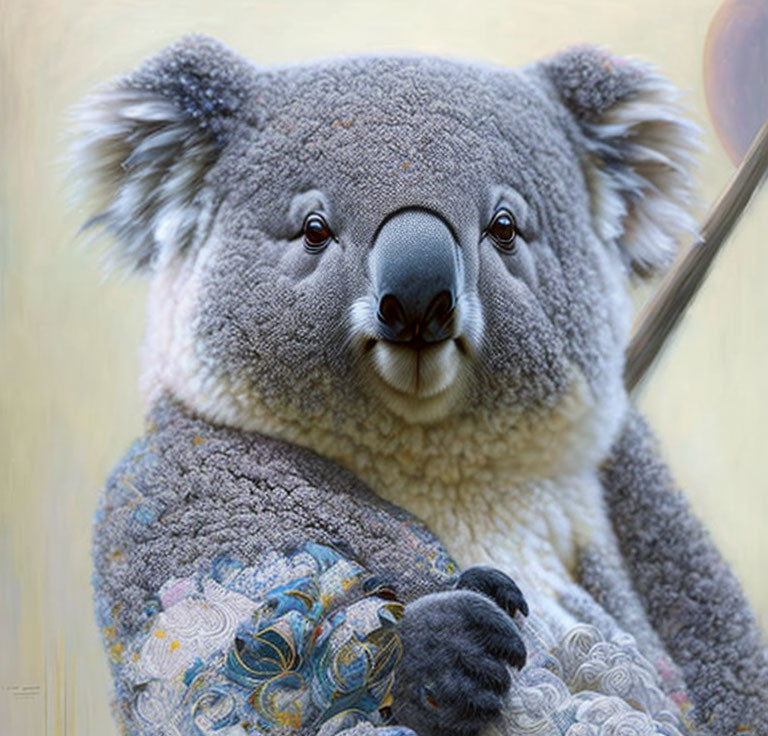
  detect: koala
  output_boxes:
[73,36,768,736]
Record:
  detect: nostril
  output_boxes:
[377,293,407,331]
[423,290,455,331]
[376,290,456,346]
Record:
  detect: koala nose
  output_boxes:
[377,290,455,345]
[371,209,459,347]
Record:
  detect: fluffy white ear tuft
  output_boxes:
[69,35,256,272]
[545,46,701,276]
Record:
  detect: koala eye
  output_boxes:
[486,208,517,252]
[303,213,334,252]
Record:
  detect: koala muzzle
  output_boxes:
[371,209,460,349]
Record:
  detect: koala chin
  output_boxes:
[367,339,466,421]
[74,35,768,736]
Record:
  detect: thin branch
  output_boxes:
[626,114,768,392]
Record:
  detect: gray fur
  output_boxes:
[191,48,582,421]
[543,45,700,275]
[575,543,690,698]
[93,398,703,736]
[93,397,455,641]
[75,36,699,428]
[600,410,768,733]
[544,45,642,117]
[71,36,257,271]
[391,590,524,736]
[74,35,767,736]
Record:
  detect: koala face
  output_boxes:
[195,57,592,424]
[74,38,697,478]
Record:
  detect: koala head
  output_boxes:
[73,36,697,484]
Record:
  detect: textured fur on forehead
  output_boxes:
[70,35,257,271]
[210,53,577,247]
[543,46,700,276]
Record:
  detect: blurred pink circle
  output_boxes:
[704,0,768,164]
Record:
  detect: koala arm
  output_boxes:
[97,535,412,736]
[599,408,768,732]
[92,398,472,736]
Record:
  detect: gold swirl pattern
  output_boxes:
[114,543,406,734]
[109,538,696,735]
[191,689,239,734]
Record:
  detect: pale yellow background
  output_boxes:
[1,1,766,733]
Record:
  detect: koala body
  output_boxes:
[136,43,631,625]
[76,37,768,735]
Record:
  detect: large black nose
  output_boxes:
[371,209,459,347]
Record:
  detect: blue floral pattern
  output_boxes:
[101,542,405,735]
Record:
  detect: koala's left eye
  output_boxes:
[486,208,517,252]
[303,213,334,252]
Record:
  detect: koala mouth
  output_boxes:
[349,290,483,421]
[367,338,465,399]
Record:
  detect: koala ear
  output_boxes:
[543,46,700,276]
[70,35,257,272]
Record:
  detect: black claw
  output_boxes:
[477,626,526,670]
[455,647,512,693]
[457,566,529,617]
[442,672,504,720]
[506,634,527,671]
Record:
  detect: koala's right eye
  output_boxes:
[486,208,517,252]
[303,213,334,252]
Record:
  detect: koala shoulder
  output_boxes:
[93,397,457,640]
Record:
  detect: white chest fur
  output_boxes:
[372,467,614,626]
[143,257,627,628]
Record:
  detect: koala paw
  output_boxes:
[456,565,529,618]
[391,589,526,736]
